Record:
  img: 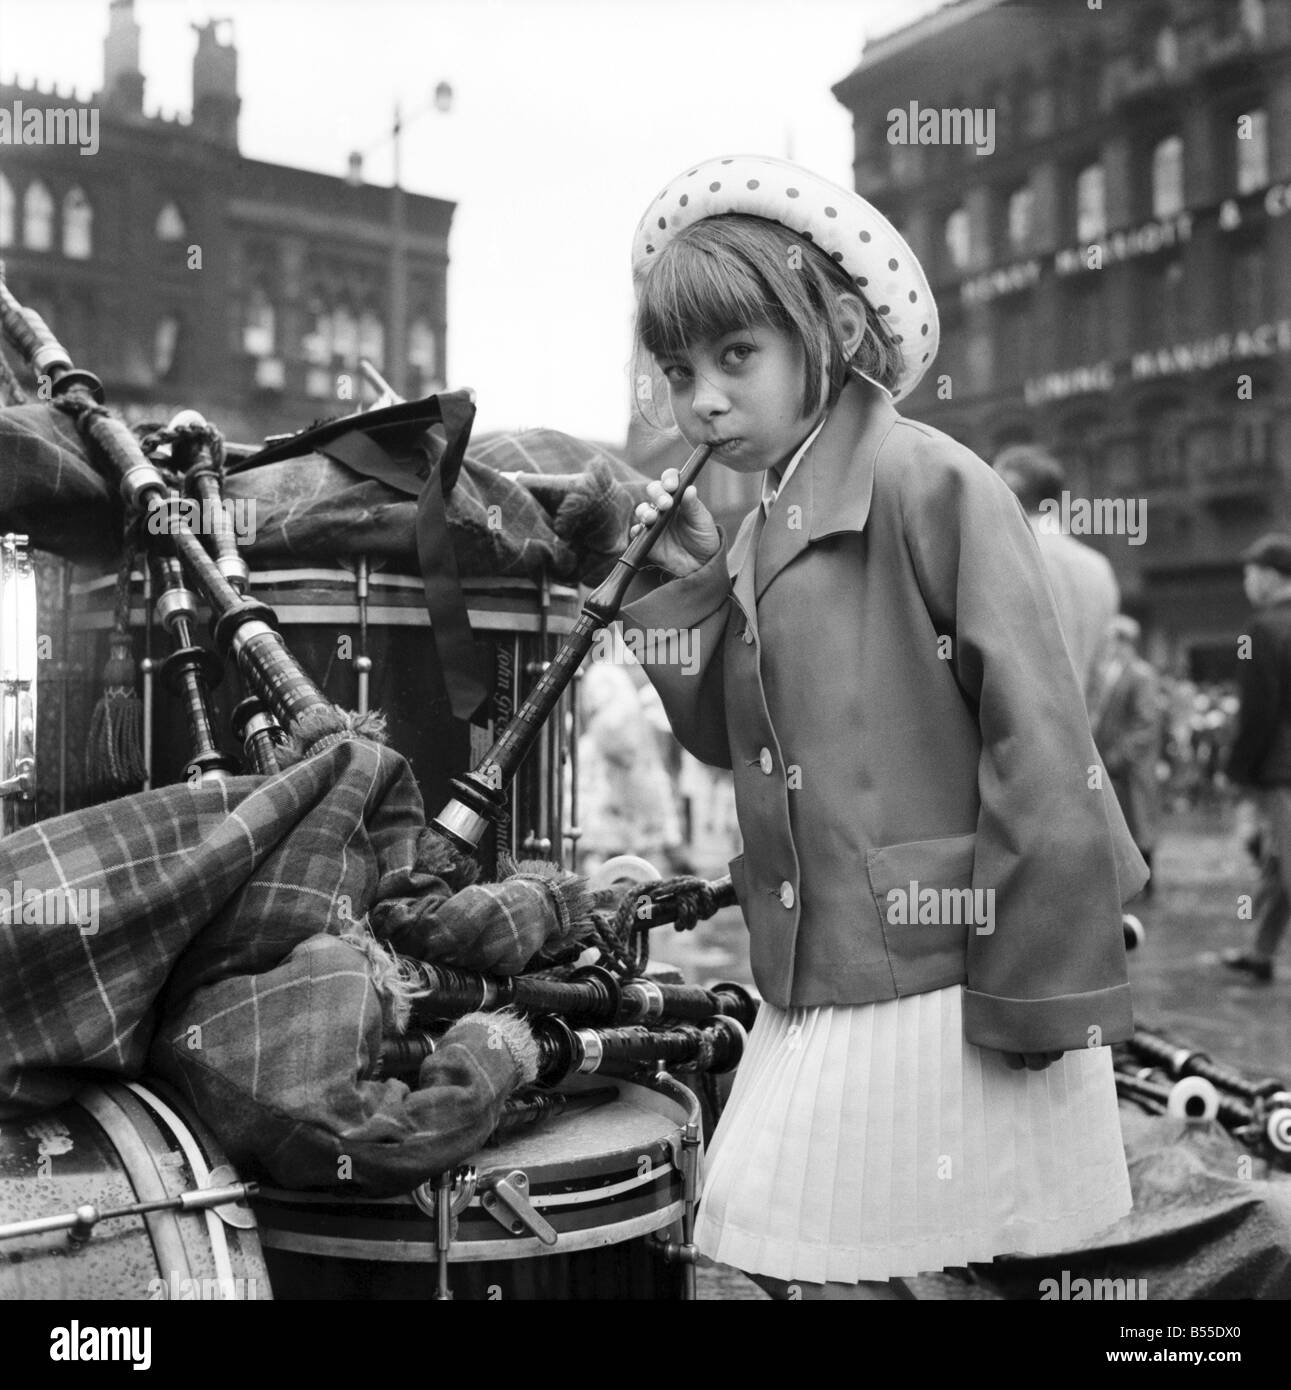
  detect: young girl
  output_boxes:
[620,154,1147,1300]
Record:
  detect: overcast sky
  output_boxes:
[0,0,951,443]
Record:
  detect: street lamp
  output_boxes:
[348,81,453,397]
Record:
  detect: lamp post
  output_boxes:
[351,80,453,398]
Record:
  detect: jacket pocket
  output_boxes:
[865,833,981,986]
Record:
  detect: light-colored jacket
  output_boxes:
[1029,524,1120,710]
[621,380,1146,1053]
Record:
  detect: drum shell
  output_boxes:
[251,1074,694,1300]
[0,1080,269,1300]
[65,567,579,875]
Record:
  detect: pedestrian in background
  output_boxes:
[1222,534,1291,983]
[994,445,1119,712]
[1091,616,1162,894]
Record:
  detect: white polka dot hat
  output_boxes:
[631,153,940,400]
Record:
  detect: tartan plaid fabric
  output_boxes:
[0,402,649,583]
[0,736,586,1193]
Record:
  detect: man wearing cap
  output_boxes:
[993,445,1120,711]
[1222,534,1291,982]
[1091,616,1162,894]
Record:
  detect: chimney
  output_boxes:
[103,0,144,115]
[191,18,239,148]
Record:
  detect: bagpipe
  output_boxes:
[0,270,741,1089]
[1115,1025,1291,1165]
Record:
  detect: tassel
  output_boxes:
[85,556,146,797]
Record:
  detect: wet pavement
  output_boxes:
[648,802,1291,1299]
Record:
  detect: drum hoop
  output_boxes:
[256,1202,684,1263]
[75,1085,196,1290]
[70,568,580,602]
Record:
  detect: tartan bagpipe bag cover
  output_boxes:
[0,737,587,1194]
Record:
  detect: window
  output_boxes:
[1067,281,1103,363]
[1142,400,1187,484]
[1242,0,1266,41]
[944,207,972,272]
[302,299,332,365]
[1006,185,1034,253]
[0,176,13,247]
[154,315,180,379]
[1155,27,1179,71]
[1231,239,1265,325]
[1151,135,1184,218]
[409,318,437,388]
[62,188,92,259]
[358,311,384,370]
[1236,109,1269,194]
[242,286,275,357]
[156,201,186,241]
[331,307,358,364]
[1076,164,1106,242]
[1235,410,1272,469]
[23,181,54,250]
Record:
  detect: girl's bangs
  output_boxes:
[636,236,779,361]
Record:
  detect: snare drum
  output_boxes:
[0,1079,269,1299]
[251,1073,697,1300]
[0,534,38,835]
[67,565,581,873]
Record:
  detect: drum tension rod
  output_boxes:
[0,1180,260,1247]
[654,1090,703,1298]
[419,1165,477,1302]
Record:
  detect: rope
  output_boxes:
[0,344,27,405]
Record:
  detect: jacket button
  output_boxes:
[779,881,795,909]
[759,747,774,775]
[742,626,754,644]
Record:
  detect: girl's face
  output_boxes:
[656,324,824,475]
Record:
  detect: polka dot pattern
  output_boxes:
[631,153,940,398]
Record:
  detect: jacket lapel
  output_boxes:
[725,378,898,607]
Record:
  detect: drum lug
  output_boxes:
[479,1170,559,1247]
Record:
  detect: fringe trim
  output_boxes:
[456,1008,540,1085]
[276,708,388,769]
[495,856,593,947]
[340,926,426,1035]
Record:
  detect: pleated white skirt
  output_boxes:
[695,984,1133,1284]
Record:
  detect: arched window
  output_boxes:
[1006,185,1034,252]
[358,311,384,370]
[1151,135,1184,218]
[0,176,13,248]
[62,187,92,259]
[1155,26,1179,72]
[409,318,437,387]
[944,206,972,272]
[1236,109,1269,195]
[242,286,275,357]
[154,315,181,380]
[331,306,358,364]
[23,181,54,250]
[1241,0,1266,41]
[155,201,186,241]
[302,299,331,365]
[1076,163,1106,242]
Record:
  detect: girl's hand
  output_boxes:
[629,469,721,578]
[1002,1051,1063,1071]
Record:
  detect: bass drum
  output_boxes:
[252,1073,697,1300]
[67,565,581,875]
[0,1079,269,1300]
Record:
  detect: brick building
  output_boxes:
[0,0,452,444]
[829,0,1291,678]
